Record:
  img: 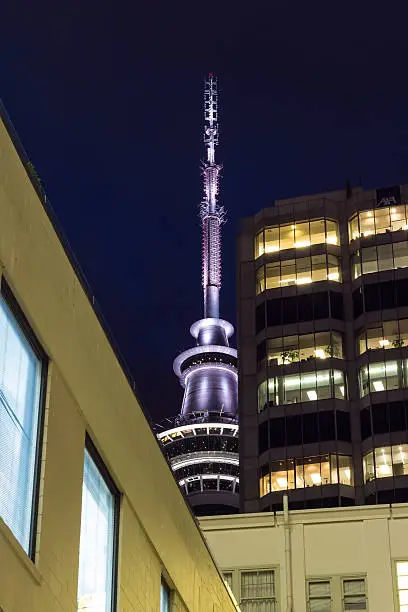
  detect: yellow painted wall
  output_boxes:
[0,116,236,612]
[201,504,408,612]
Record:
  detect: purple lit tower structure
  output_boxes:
[157,75,239,515]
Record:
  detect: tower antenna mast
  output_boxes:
[201,73,225,319]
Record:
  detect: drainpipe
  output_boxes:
[283,494,293,612]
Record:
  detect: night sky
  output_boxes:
[2,1,408,423]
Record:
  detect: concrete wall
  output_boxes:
[0,116,236,612]
[201,504,408,612]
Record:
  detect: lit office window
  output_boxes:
[257,369,346,411]
[308,580,331,612]
[349,205,408,241]
[342,578,367,610]
[255,218,339,258]
[160,579,170,612]
[260,454,353,496]
[396,561,408,612]
[77,445,119,612]
[357,320,408,355]
[352,241,408,279]
[358,360,405,396]
[363,445,408,482]
[0,285,45,555]
[266,331,343,366]
[240,570,276,611]
[256,254,341,294]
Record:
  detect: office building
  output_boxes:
[0,102,237,612]
[157,76,239,516]
[238,184,408,512]
[201,502,408,612]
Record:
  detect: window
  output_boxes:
[396,561,408,612]
[255,218,339,258]
[358,359,407,396]
[223,572,233,590]
[160,579,171,612]
[0,282,46,555]
[352,241,408,280]
[240,569,276,611]
[308,580,331,611]
[348,204,408,241]
[77,441,119,612]
[363,445,408,482]
[256,254,341,294]
[357,319,408,355]
[342,578,367,610]
[264,331,343,367]
[260,454,353,496]
[258,369,346,409]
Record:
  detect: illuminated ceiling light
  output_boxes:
[326,236,338,245]
[265,245,280,253]
[379,339,390,347]
[373,381,385,392]
[339,385,345,396]
[403,225,408,230]
[378,463,392,476]
[363,230,374,237]
[291,224,296,229]
[314,349,326,359]
[391,208,397,213]
[276,477,288,489]
[367,211,373,217]
[307,390,318,401]
[327,272,339,281]
[294,240,311,248]
[296,277,313,285]
[310,472,322,485]
[344,468,351,481]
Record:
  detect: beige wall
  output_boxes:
[0,116,236,612]
[201,504,408,612]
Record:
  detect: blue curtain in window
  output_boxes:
[0,296,41,552]
[77,449,115,612]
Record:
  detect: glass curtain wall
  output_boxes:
[256,254,341,294]
[255,218,339,258]
[363,445,408,482]
[258,369,346,411]
[259,454,353,496]
[266,331,343,366]
[358,320,408,354]
[0,293,43,553]
[77,448,118,612]
[352,241,408,279]
[358,360,408,396]
[349,205,408,241]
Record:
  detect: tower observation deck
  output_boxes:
[157,76,239,515]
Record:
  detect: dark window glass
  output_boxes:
[298,295,313,322]
[377,490,394,504]
[340,497,355,507]
[336,411,351,442]
[389,401,406,432]
[395,489,408,503]
[396,279,408,307]
[353,287,364,318]
[329,291,343,320]
[281,297,297,325]
[319,411,335,441]
[372,403,389,434]
[257,340,267,363]
[256,303,266,333]
[286,414,302,445]
[267,299,281,327]
[380,281,395,310]
[259,421,269,454]
[364,284,380,312]
[303,412,319,444]
[360,408,372,440]
[365,493,376,505]
[269,417,286,448]
[313,292,329,319]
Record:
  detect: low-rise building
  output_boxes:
[201,502,408,612]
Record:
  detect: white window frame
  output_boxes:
[307,575,368,612]
[221,567,279,611]
[394,560,408,612]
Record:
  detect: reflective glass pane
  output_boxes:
[349,215,360,241]
[394,240,408,270]
[255,231,264,258]
[265,262,281,290]
[391,205,408,231]
[378,243,393,272]
[375,446,393,478]
[392,444,408,477]
[363,451,375,483]
[361,246,378,275]
[338,455,353,485]
[359,210,375,237]
[294,222,310,248]
[310,219,326,245]
[264,227,280,254]
[375,207,391,233]
[325,219,339,245]
[280,224,295,250]
[256,266,265,295]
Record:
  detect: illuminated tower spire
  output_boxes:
[157,76,239,515]
[201,74,225,319]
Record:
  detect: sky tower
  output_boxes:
[157,76,239,515]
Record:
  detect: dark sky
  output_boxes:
[2,1,408,423]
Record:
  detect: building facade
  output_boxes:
[238,185,408,512]
[201,502,408,612]
[157,76,239,516]
[0,105,237,612]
